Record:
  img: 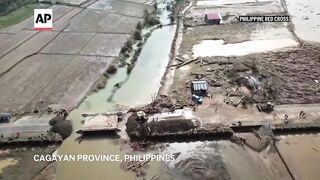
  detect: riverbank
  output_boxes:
[158,0,192,96]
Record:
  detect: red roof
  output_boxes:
[206,13,221,20]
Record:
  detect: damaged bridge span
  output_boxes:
[131,121,320,143]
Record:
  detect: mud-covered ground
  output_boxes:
[174,44,320,105]
[276,134,320,180]
[170,0,319,110]
[286,0,320,42]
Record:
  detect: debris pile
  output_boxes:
[175,154,231,180]
[223,45,320,104]
[129,95,177,114]
[171,44,320,107]
[120,159,151,179]
[48,109,72,140]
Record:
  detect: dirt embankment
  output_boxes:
[0,2,155,114]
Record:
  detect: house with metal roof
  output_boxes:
[204,13,222,25]
[191,80,208,96]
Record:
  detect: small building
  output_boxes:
[192,80,208,96]
[204,13,222,25]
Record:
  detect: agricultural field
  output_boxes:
[0,0,153,113]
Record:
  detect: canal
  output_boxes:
[56,0,177,179]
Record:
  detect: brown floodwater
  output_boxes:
[276,134,320,180]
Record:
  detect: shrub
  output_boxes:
[145,15,161,26]
[134,30,142,41]
[107,64,117,74]
[50,120,72,140]
[127,64,134,74]
[121,39,133,53]
[166,4,171,11]
[136,22,142,30]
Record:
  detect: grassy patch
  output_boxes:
[0,3,47,29]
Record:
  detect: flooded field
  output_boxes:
[181,22,298,57]
[162,141,231,180]
[64,9,141,33]
[158,139,296,180]
[276,134,320,180]
[88,0,152,17]
[190,19,299,58]
[193,38,298,57]
[0,0,151,113]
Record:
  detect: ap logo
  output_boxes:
[33,9,53,30]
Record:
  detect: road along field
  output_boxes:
[0,0,153,114]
